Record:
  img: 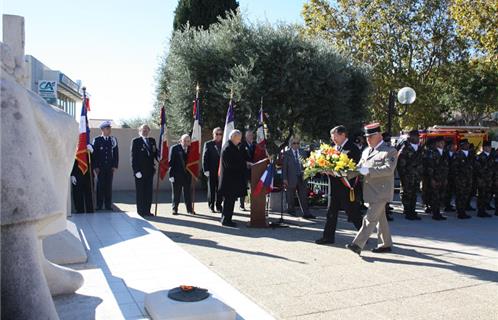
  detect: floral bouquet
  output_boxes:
[303,144,357,180]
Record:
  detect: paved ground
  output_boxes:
[114,190,498,320]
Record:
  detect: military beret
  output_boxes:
[364,123,381,136]
[408,129,419,136]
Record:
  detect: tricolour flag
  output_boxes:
[221,100,235,148]
[253,106,267,162]
[75,93,90,174]
[158,106,169,180]
[186,97,201,179]
[252,162,274,196]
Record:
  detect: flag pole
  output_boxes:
[191,83,200,214]
[154,102,165,216]
[83,87,96,211]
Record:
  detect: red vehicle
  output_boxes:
[419,126,489,148]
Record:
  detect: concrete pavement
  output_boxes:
[113,190,498,320]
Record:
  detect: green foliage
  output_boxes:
[173,0,239,31]
[156,13,371,152]
[302,0,471,132]
[120,116,158,129]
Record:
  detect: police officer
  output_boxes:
[423,136,449,220]
[131,124,157,217]
[451,139,473,219]
[397,130,423,220]
[475,141,493,217]
[93,121,119,211]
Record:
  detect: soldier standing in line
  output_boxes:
[422,139,435,214]
[492,148,498,216]
[423,136,449,220]
[451,139,473,219]
[397,130,423,220]
[92,121,119,211]
[475,141,493,218]
[467,143,478,211]
[444,142,457,212]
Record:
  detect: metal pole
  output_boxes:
[387,90,395,137]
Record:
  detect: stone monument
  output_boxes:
[1,14,83,319]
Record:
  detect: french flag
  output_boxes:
[158,106,169,180]
[253,106,267,162]
[186,96,202,179]
[221,100,235,148]
[252,162,274,196]
[75,92,90,174]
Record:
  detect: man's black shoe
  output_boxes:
[302,214,316,220]
[222,221,237,227]
[432,214,447,221]
[345,244,361,255]
[172,210,178,215]
[216,206,223,212]
[239,205,246,211]
[457,213,471,219]
[371,246,392,253]
[425,207,431,213]
[315,238,334,245]
[209,206,215,213]
[477,212,492,218]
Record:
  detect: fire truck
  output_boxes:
[419,126,490,148]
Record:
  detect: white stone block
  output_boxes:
[145,290,237,320]
[43,220,88,265]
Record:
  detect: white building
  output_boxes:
[25,55,85,118]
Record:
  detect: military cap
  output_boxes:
[364,123,381,136]
[99,120,112,129]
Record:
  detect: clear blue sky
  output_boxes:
[2,0,305,122]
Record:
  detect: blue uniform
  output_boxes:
[92,135,119,210]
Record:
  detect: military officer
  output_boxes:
[92,121,119,211]
[423,136,449,220]
[346,123,398,255]
[131,124,157,217]
[397,130,423,220]
[475,141,493,217]
[451,139,473,219]
[444,142,457,212]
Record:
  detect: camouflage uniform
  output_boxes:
[451,149,474,218]
[423,146,449,219]
[397,142,423,219]
[474,150,493,217]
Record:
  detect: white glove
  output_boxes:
[358,167,370,176]
[204,171,210,177]
[70,176,77,185]
[87,144,94,153]
[135,172,142,179]
[169,177,175,183]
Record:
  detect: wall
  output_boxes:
[89,128,174,191]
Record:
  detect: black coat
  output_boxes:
[169,143,191,184]
[131,136,157,177]
[218,140,247,197]
[202,140,222,174]
[92,136,119,169]
[331,139,362,194]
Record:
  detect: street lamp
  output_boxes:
[386,87,416,136]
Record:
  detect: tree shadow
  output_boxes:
[162,230,307,264]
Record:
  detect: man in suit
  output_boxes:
[346,123,398,255]
[239,129,256,210]
[282,137,315,219]
[218,130,248,227]
[92,121,119,211]
[316,126,362,245]
[131,124,157,217]
[203,127,223,213]
[169,134,193,215]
